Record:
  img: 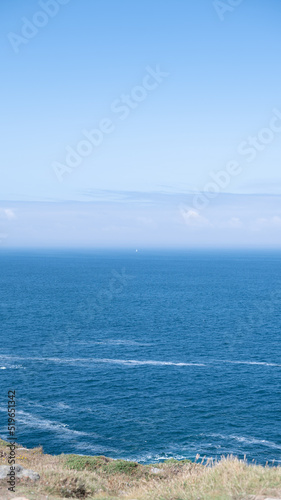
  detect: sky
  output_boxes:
[1,0,281,248]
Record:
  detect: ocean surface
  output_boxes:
[0,249,281,464]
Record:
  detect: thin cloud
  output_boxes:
[180,207,210,227]
[252,216,281,231]
[226,217,243,228]
[0,208,16,220]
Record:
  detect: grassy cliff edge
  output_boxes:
[0,439,281,500]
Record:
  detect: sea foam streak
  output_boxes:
[41,357,206,367]
[68,339,153,346]
[214,359,281,367]
[205,433,281,450]
[0,407,97,439]
[1,354,281,368]
[0,355,205,367]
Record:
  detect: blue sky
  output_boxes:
[1,0,281,247]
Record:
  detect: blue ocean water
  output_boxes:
[0,250,281,464]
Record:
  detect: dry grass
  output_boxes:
[0,440,281,500]
[129,456,281,500]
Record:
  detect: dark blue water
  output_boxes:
[0,250,281,464]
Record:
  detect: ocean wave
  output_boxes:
[0,363,25,370]
[133,452,191,463]
[56,402,71,410]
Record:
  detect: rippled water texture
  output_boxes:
[0,250,280,464]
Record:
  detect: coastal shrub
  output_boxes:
[58,477,89,498]
[64,454,139,475]
[64,455,110,471]
[163,458,192,465]
[106,459,139,474]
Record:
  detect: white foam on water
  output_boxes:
[0,407,98,439]
[47,357,205,367]
[230,435,281,450]
[213,359,281,367]
[56,402,71,410]
[0,355,205,367]
[0,355,24,360]
[3,355,281,368]
[89,358,205,367]
[205,433,281,450]
[0,363,24,370]
[132,452,191,464]
[72,339,153,346]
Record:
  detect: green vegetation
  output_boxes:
[64,454,139,475]
[162,457,192,465]
[1,439,281,499]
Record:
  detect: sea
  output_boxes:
[0,249,280,464]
